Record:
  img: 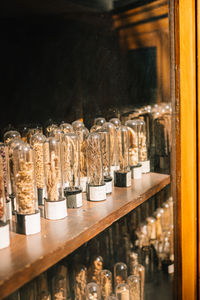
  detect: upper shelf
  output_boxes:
[0,172,170,299]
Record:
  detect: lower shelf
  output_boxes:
[0,172,170,299]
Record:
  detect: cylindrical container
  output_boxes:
[0,155,10,249]
[86,282,101,300]
[4,130,21,145]
[86,132,106,201]
[50,127,64,143]
[131,264,145,300]
[45,122,58,137]
[30,133,47,206]
[109,118,121,128]
[73,264,87,300]
[88,255,103,284]
[102,122,119,178]
[125,120,142,179]
[62,133,82,208]
[153,208,164,241]
[94,117,106,126]
[114,262,128,288]
[60,122,74,134]
[146,216,157,243]
[114,126,131,187]
[72,120,85,131]
[137,119,150,173]
[90,125,102,133]
[0,143,12,220]
[74,126,89,192]
[97,128,112,194]
[161,201,171,233]
[44,137,67,220]
[115,283,130,300]
[129,251,139,275]
[7,138,24,212]
[13,142,41,235]
[27,126,43,143]
[127,275,141,300]
[99,269,112,299]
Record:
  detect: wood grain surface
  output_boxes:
[0,172,170,299]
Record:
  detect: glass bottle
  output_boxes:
[74,126,89,192]
[50,127,64,143]
[131,264,145,300]
[94,117,106,126]
[129,251,139,275]
[73,264,87,300]
[88,256,104,285]
[44,137,66,220]
[99,269,112,299]
[137,119,150,173]
[72,120,85,131]
[115,283,130,300]
[45,123,58,137]
[102,122,118,177]
[4,130,21,145]
[90,125,102,133]
[13,142,41,235]
[109,118,121,128]
[114,262,128,288]
[127,275,140,300]
[62,133,82,208]
[114,126,131,187]
[30,133,47,205]
[27,126,43,143]
[97,128,112,194]
[125,120,139,167]
[0,143,12,220]
[86,282,101,300]
[86,132,106,201]
[13,142,37,215]
[0,155,10,249]
[7,138,24,212]
[60,122,74,134]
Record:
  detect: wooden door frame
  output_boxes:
[171,0,197,299]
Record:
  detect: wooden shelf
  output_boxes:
[0,172,170,299]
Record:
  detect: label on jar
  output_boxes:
[67,192,82,208]
[6,200,12,220]
[105,180,112,194]
[80,177,87,192]
[140,160,150,173]
[88,184,106,201]
[126,171,132,187]
[168,263,174,274]
[25,211,41,235]
[132,166,142,179]
[45,199,67,220]
[0,222,10,249]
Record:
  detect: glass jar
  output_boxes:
[131,264,145,300]
[86,282,101,300]
[125,120,139,167]
[88,256,103,284]
[99,269,112,299]
[45,123,58,137]
[27,126,43,143]
[13,143,37,215]
[72,120,85,131]
[44,137,63,202]
[60,122,74,134]
[0,155,6,223]
[90,125,102,133]
[30,133,47,205]
[114,262,128,288]
[115,283,130,300]
[94,117,106,126]
[137,119,148,162]
[4,130,21,145]
[86,132,104,186]
[127,275,140,300]
[49,127,64,143]
[73,264,87,300]
[101,122,117,170]
[109,118,121,128]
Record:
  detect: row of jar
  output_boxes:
[0,117,150,249]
